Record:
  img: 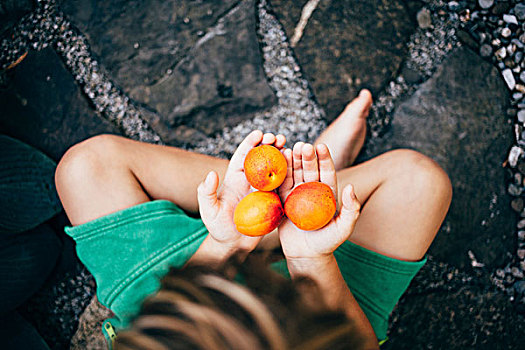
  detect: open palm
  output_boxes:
[278,142,361,259]
[197,130,286,253]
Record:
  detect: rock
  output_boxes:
[514,3,525,21]
[518,219,525,229]
[502,69,516,90]
[509,146,524,167]
[508,183,523,196]
[271,0,416,122]
[511,197,524,212]
[519,249,525,260]
[503,14,518,26]
[518,110,525,123]
[521,72,525,83]
[478,0,494,10]
[496,47,507,59]
[512,267,524,279]
[417,8,432,29]
[519,230,525,240]
[501,27,512,38]
[385,277,525,348]
[61,0,277,139]
[401,65,423,84]
[479,44,493,57]
[0,48,119,161]
[365,48,514,269]
[514,280,525,295]
[0,136,62,234]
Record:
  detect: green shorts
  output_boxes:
[65,200,425,344]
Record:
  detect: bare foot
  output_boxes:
[314,89,373,170]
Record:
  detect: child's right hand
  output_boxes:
[196,130,286,257]
[278,143,361,261]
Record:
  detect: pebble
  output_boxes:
[518,110,525,123]
[517,218,525,229]
[501,27,512,38]
[515,3,525,21]
[514,281,525,295]
[516,84,525,94]
[503,15,518,26]
[518,249,525,260]
[479,44,493,57]
[508,183,523,196]
[502,69,516,90]
[511,197,524,212]
[508,145,524,167]
[518,230,525,240]
[478,0,494,10]
[417,8,432,29]
[496,47,507,59]
[512,267,524,279]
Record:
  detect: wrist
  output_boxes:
[286,254,337,277]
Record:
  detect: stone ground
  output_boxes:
[1,0,524,348]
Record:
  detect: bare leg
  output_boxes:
[336,150,452,261]
[55,135,230,226]
[314,89,372,169]
[313,90,452,261]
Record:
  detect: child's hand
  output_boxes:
[278,143,361,260]
[197,130,286,255]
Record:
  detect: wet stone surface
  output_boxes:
[0,47,119,161]
[271,0,418,122]
[61,0,277,139]
[367,47,515,269]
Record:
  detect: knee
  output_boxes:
[55,134,123,195]
[386,149,453,206]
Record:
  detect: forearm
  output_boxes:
[287,254,379,349]
[187,234,250,266]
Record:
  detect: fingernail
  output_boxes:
[205,172,213,185]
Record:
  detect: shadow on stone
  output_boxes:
[0,48,119,161]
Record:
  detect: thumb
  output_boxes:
[197,171,220,220]
[335,184,361,236]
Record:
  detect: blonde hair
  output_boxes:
[115,254,367,350]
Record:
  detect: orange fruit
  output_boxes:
[284,182,336,231]
[234,191,284,236]
[244,145,287,191]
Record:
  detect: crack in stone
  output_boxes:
[290,0,322,47]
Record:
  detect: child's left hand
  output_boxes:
[197,130,286,256]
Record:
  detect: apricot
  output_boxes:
[284,182,336,231]
[234,191,284,236]
[244,145,287,191]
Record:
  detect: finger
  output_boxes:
[262,133,276,145]
[229,130,264,172]
[292,142,304,184]
[334,184,361,238]
[197,171,220,221]
[301,143,319,182]
[279,148,294,197]
[275,134,286,149]
[316,144,337,194]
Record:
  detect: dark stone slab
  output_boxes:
[383,258,524,349]
[0,48,119,161]
[271,0,417,122]
[61,0,277,139]
[367,47,514,269]
[0,136,61,234]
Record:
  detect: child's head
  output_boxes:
[114,254,368,349]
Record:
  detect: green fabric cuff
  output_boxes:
[65,200,207,328]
